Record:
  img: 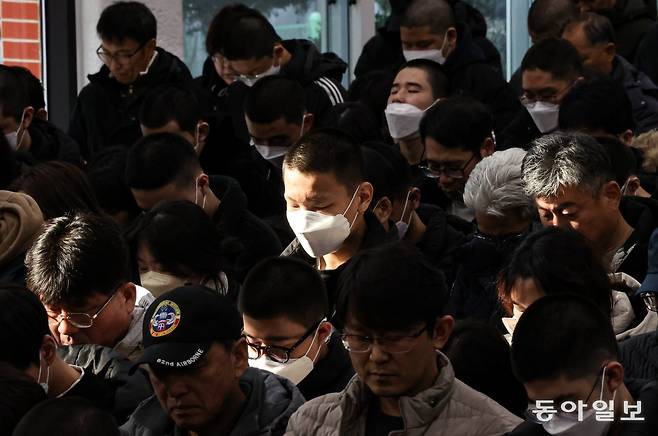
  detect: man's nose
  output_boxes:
[57,318,80,338]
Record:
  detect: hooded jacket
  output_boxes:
[57,344,154,425]
[120,367,305,436]
[608,0,655,62]
[285,351,522,436]
[209,175,282,281]
[27,118,82,165]
[443,24,522,145]
[69,47,192,159]
[610,55,658,134]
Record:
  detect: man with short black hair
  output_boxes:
[418,96,495,221]
[282,129,397,306]
[0,66,81,164]
[508,294,657,435]
[25,212,153,360]
[239,257,354,399]
[399,0,520,143]
[286,243,522,435]
[522,132,649,282]
[385,59,449,166]
[122,285,304,436]
[69,1,192,158]
[503,38,585,149]
[562,12,658,134]
[125,132,281,280]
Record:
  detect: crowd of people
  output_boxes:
[3,0,658,434]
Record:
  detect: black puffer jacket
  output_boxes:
[611,55,658,134]
[620,331,658,381]
[69,47,192,158]
[27,118,82,165]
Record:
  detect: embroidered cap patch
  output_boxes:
[149,300,181,337]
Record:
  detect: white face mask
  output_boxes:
[542,366,616,436]
[251,116,305,164]
[249,324,323,385]
[237,62,281,87]
[5,109,27,150]
[395,191,412,239]
[140,271,189,298]
[502,306,524,345]
[37,353,50,395]
[524,101,560,133]
[385,99,439,140]
[403,31,449,65]
[286,187,360,258]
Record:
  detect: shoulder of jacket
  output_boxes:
[445,379,523,426]
[311,77,345,106]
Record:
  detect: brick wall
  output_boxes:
[0,0,42,79]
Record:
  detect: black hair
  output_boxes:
[335,242,448,332]
[362,141,412,205]
[25,212,130,308]
[0,285,49,370]
[520,37,583,80]
[323,102,385,144]
[12,397,119,436]
[139,85,200,135]
[135,200,227,280]
[10,161,105,220]
[222,13,281,61]
[239,257,328,327]
[0,65,29,120]
[0,135,21,190]
[444,319,528,417]
[397,59,450,99]
[0,362,47,436]
[419,96,493,153]
[347,69,395,131]
[511,294,618,383]
[9,66,45,111]
[401,0,456,35]
[96,1,156,44]
[527,0,578,39]
[498,227,612,318]
[559,76,635,136]
[284,128,364,191]
[205,4,260,55]
[244,76,306,125]
[126,132,201,190]
[86,146,140,217]
[594,136,637,187]
[564,12,616,45]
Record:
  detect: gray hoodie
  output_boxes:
[121,368,305,436]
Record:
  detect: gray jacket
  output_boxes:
[285,352,522,436]
[121,367,305,436]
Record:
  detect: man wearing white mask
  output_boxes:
[385,59,448,165]
[508,294,658,436]
[501,38,584,149]
[239,257,354,399]
[281,129,398,308]
[399,0,521,144]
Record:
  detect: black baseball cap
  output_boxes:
[132,285,242,371]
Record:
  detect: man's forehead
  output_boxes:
[283,169,349,197]
[536,186,593,209]
[101,37,142,50]
[394,68,429,88]
[400,25,439,40]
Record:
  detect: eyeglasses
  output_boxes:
[47,292,117,329]
[520,81,577,105]
[419,153,477,180]
[473,232,527,249]
[340,326,427,354]
[246,320,322,363]
[641,292,657,312]
[96,41,147,66]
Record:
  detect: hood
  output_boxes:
[620,196,658,244]
[209,175,249,236]
[417,207,468,265]
[87,47,192,92]
[0,190,44,268]
[232,368,305,435]
[198,55,229,98]
[28,118,82,164]
[443,22,487,73]
[281,39,347,85]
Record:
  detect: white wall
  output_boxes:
[75,0,184,92]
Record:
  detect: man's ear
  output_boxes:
[602,180,622,208]
[22,106,35,129]
[480,137,495,158]
[318,321,333,344]
[409,187,422,211]
[445,27,458,52]
[605,361,624,394]
[604,42,616,59]
[41,335,58,365]
[357,182,374,213]
[232,337,249,376]
[118,283,137,315]
[302,113,314,135]
[372,196,393,227]
[433,315,455,349]
[619,129,633,146]
[36,108,48,121]
[272,43,285,66]
[195,121,210,155]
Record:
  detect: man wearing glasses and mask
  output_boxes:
[238,257,354,399]
[25,212,154,361]
[69,1,192,159]
[285,243,522,435]
[418,96,495,222]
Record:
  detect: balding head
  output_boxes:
[528,0,578,43]
[400,0,458,60]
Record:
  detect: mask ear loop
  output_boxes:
[194,176,207,210]
[304,319,327,364]
[15,109,27,150]
[299,114,306,140]
[399,190,412,225]
[38,352,50,394]
[343,187,361,230]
